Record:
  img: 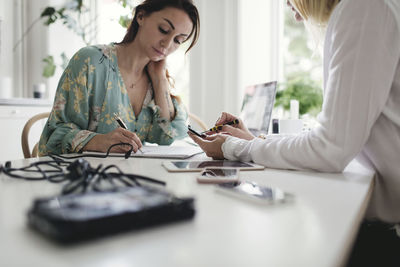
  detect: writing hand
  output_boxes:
[84,128,142,153]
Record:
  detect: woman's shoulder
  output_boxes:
[70,44,116,65]
[70,45,102,63]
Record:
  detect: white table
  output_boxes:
[0,154,374,267]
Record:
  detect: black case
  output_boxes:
[27,186,195,243]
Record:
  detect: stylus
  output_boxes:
[208,119,239,132]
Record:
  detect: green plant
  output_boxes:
[40,0,94,44]
[40,0,94,77]
[282,5,324,118]
[275,77,323,117]
[118,0,136,28]
[14,0,136,79]
[42,56,56,78]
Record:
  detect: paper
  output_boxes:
[83,145,204,159]
[131,145,203,159]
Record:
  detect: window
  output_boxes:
[279,7,323,118]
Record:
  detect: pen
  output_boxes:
[208,119,239,132]
[113,113,143,153]
[115,115,128,129]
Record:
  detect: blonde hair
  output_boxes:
[289,0,340,27]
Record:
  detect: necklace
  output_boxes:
[115,45,146,89]
[130,73,144,89]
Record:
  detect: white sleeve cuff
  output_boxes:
[221,136,253,162]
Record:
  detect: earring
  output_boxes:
[137,12,144,25]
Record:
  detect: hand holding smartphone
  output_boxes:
[188,125,206,138]
[197,167,239,184]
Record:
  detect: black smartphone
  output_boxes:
[188,125,206,138]
[27,187,195,243]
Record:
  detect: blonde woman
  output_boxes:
[189,0,400,265]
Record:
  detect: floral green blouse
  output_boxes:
[39,43,188,155]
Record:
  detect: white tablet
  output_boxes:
[162,160,265,172]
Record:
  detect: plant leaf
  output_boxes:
[274,77,323,116]
[42,56,56,78]
[41,7,56,17]
[119,15,131,28]
[60,52,70,70]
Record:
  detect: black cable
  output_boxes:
[49,142,134,160]
[0,143,165,195]
[0,159,69,181]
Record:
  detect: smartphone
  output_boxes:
[162,160,265,172]
[27,187,195,243]
[216,181,293,204]
[197,167,239,184]
[188,125,206,138]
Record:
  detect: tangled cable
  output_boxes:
[0,143,165,195]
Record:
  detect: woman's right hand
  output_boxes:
[84,128,143,153]
[212,112,255,141]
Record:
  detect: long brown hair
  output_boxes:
[118,0,200,101]
[119,0,200,52]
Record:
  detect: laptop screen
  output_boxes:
[240,81,277,135]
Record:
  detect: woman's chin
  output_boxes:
[150,56,164,62]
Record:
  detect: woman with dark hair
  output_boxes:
[39,0,200,155]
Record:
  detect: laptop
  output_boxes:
[239,81,277,136]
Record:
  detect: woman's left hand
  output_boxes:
[147,59,175,120]
[147,60,167,85]
[188,132,228,159]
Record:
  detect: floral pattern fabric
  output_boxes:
[39,43,188,155]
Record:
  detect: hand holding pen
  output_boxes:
[208,112,255,141]
[214,112,241,129]
[208,119,239,132]
[188,119,239,139]
[113,113,143,153]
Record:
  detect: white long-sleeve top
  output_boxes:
[222,0,400,223]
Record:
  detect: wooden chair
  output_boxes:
[188,112,207,131]
[21,112,50,158]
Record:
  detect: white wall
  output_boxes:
[189,0,284,126]
[0,0,14,90]
[26,0,50,99]
[0,0,18,97]
[189,0,240,126]
[1,0,51,98]
[238,0,284,91]
[0,0,92,100]
[46,0,89,101]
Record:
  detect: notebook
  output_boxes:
[240,81,277,136]
[131,145,204,159]
[84,145,204,159]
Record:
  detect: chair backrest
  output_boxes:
[188,112,207,131]
[21,112,50,158]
